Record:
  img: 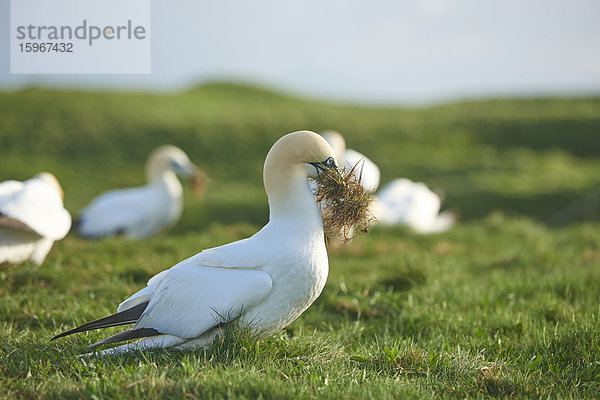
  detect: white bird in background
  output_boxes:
[321,130,381,192]
[77,145,204,239]
[371,178,456,234]
[321,131,455,234]
[0,172,71,265]
[53,131,339,355]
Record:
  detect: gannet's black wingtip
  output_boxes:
[51,301,149,341]
[87,327,162,349]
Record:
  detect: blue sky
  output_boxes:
[2,0,599,104]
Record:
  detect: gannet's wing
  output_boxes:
[0,180,23,197]
[77,186,163,238]
[115,235,266,314]
[52,263,272,346]
[51,301,150,340]
[116,269,170,312]
[0,215,39,235]
[134,264,272,339]
[375,178,448,233]
[0,178,70,239]
[373,178,419,225]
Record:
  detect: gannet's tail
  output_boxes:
[80,334,186,357]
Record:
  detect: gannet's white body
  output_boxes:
[371,178,455,234]
[322,131,380,193]
[0,173,71,265]
[55,131,339,355]
[77,145,201,238]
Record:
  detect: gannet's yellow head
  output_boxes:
[262,131,338,218]
[146,145,206,193]
[264,130,338,181]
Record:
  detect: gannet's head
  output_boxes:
[263,131,337,218]
[321,130,346,163]
[264,130,338,181]
[263,131,338,217]
[35,172,64,200]
[146,145,205,192]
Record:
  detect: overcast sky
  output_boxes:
[2,0,599,104]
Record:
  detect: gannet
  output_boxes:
[0,172,71,265]
[77,145,203,238]
[371,178,456,233]
[53,131,338,355]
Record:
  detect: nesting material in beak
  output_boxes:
[190,169,208,196]
[311,162,375,243]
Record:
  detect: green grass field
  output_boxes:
[1,84,599,398]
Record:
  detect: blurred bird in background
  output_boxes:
[77,145,205,239]
[0,172,71,265]
[320,131,455,234]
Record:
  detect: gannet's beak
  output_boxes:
[170,160,207,195]
[309,157,338,175]
[189,167,208,196]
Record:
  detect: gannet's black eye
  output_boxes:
[309,157,337,173]
[169,160,189,175]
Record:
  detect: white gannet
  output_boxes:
[371,178,456,234]
[322,130,380,193]
[53,131,339,355]
[319,132,454,234]
[77,145,203,239]
[0,172,71,265]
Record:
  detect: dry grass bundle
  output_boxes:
[191,169,209,195]
[312,163,375,242]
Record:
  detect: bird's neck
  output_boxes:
[148,169,182,195]
[264,164,323,230]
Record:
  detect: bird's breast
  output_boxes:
[244,237,328,335]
